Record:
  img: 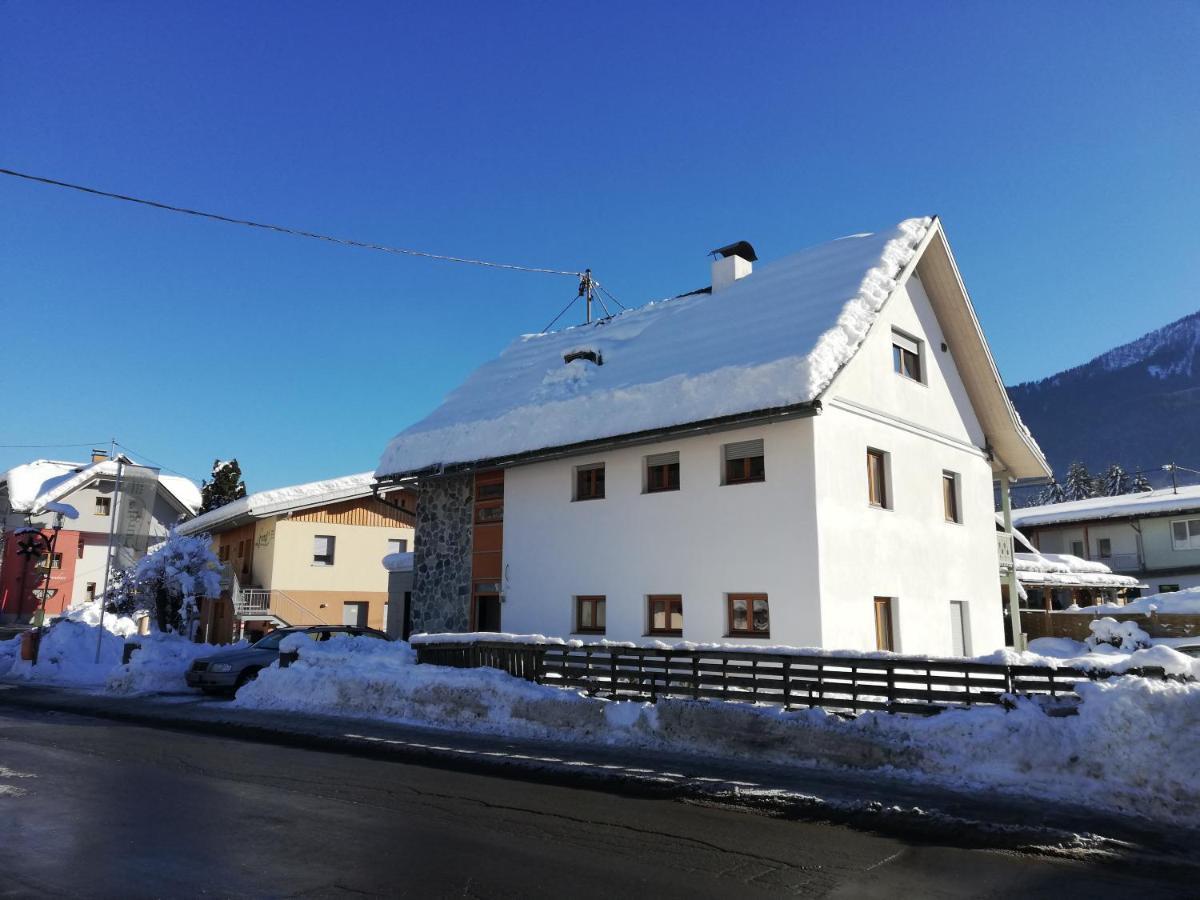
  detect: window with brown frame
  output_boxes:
[575,463,605,501]
[575,595,606,634]
[942,471,961,523]
[867,448,889,508]
[475,503,503,524]
[218,544,230,562]
[645,451,680,493]
[647,594,683,635]
[723,439,765,485]
[94,496,111,516]
[727,594,769,637]
[874,596,895,651]
[892,329,922,382]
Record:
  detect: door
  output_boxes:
[949,601,969,656]
[474,595,501,632]
[873,597,895,651]
[342,601,369,627]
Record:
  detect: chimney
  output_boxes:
[709,240,757,292]
[91,448,108,463]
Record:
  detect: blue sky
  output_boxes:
[2,2,1197,491]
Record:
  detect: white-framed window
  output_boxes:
[1171,519,1200,551]
[313,534,336,566]
[387,538,408,555]
[891,329,923,382]
[95,496,111,516]
[942,471,961,523]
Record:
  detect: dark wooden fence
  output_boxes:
[414,639,1173,715]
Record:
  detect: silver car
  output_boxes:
[186,625,390,694]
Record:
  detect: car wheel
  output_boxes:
[234,667,261,693]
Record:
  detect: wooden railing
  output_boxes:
[414,639,1173,715]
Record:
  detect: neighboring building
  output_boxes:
[376,217,1050,655]
[1013,485,1200,596]
[0,451,201,625]
[177,473,415,643]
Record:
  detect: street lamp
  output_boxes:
[14,509,66,666]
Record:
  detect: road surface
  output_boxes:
[0,703,1190,898]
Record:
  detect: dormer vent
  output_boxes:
[709,240,756,292]
[564,349,602,366]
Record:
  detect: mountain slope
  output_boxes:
[1007,310,1200,480]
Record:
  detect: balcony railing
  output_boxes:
[231,587,327,626]
[1094,552,1141,572]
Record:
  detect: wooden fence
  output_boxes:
[414,640,1173,715]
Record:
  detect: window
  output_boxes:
[892,329,923,382]
[218,544,230,562]
[727,594,769,637]
[949,601,970,656]
[36,552,63,570]
[86,582,97,601]
[647,595,683,636]
[342,601,369,627]
[387,538,408,555]
[312,535,336,566]
[1171,519,1200,551]
[575,596,606,634]
[237,540,245,558]
[94,496,111,516]
[1097,538,1112,559]
[645,452,680,493]
[77,536,85,558]
[1159,584,1181,594]
[723,439,765,485]
[476,480,504,501]
[475,503,503,524]
[867,449,889,508]
[942,471,960,523]
[873,597,895,651]
[575,463,605,501]
[1070,540,1085,558]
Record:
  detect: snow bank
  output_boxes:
[2,618,132,686]
[237,635,1200,826]
[1065,586,1200,617]
[1087,617,1151,652]
[377,219,934,476]
[107,635,248,695]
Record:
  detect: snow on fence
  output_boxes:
[413,639,1171,715]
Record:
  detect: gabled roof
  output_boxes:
[377,216,1048,480]
[1,457,201,516]
[176,472,388,535]
[1013,485,1200,528]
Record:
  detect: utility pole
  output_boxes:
[96,455,125,663]
[581,269,593,324]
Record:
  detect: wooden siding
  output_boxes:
[289,494,415,528]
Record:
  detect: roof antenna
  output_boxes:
[579,269,593,324]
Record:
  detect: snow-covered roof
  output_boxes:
[1012,485,1200,528]
[377,216,1047,480]
[1,458,201,516]
[176,471,386,535]
[1013,551,1141,589]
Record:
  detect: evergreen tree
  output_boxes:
[200,459,247,513]
[1063,461,1096,502]
[1100,463,1129,497]
[1034,476,1066,506]
[1132,471,1153,493]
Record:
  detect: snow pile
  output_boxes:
[377,218,934,476]
[1066,587,1200,617]
[0,613,135,686]
[179,471,377,535]
[236,636,1200,825]
[107,634,247,695]
[382,551,414,572]
[1013,552,1140,589]
[1087,617,1151,652]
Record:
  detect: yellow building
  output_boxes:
[178,473,415,643]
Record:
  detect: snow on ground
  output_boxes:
[107,634,248,694]
[236,634,1200,826]
[377,219,933,476]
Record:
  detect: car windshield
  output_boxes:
[251,630,301,651]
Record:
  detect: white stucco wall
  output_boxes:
[501,421,822,644]
[815,271,1005,654]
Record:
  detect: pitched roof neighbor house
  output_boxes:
[0,451,201,625]
[1013,485,1200,597]
[178,473,415,643]
[377,217,1050,655]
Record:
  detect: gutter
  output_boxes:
[378,400,823,483]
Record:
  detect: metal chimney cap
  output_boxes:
[709,240,758,262]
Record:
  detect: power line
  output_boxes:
[541,293,583,334]
[596,282,628,311]
[0,166,583,278]
[112,441,204,484]
[0,441,109,449]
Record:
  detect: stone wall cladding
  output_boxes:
[411,473,473,634]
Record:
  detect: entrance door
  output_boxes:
[949,601,969,656]
[873,597,895,651]
[342,601,369,627]
[474,594,501,632]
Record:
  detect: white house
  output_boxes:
[376,217,1050,655]
[1013,485,1200,596]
